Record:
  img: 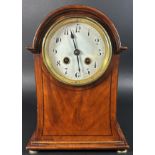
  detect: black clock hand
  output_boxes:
[76,55,80,73]
[70,30,77,49]
[70,30,81,73]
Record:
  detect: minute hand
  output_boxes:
[76,54,80,72]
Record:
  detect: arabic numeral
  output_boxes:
[95,38,100,45]
[87,68,90,75]
[64,68,68,75]
[53,49,57,54]
[75,24,81,33]
[88,29,90,36]
[75,72,80,78]
[56,60,61,66]
[99,49,102,55]
[94,62,97,68]
[64,28,68,35]
[56,37,61,43]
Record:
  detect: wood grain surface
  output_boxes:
[26,5,129,151]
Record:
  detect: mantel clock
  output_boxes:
[26,5,129,153]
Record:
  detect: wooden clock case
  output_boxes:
[26,5,129,151]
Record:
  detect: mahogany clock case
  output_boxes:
[23,0,133,154]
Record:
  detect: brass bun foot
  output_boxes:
[29,150,38,154]
[117,149,128,154]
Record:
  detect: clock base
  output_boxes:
[26,121,129,151]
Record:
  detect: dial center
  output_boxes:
[74,49,80,56]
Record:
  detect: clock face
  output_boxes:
[42,17,112,86]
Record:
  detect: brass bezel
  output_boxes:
[42,16,112,86]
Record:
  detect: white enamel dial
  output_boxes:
[42,17,112,86]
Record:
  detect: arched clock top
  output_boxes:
[26,5,127,54]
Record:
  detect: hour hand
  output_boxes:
[70,30,74,39]
[70,30,77,49]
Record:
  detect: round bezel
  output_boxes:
[42,16,112,86]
